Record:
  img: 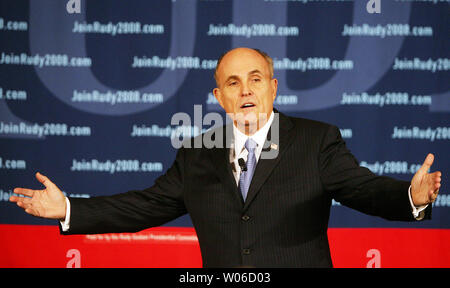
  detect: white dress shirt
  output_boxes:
[230,111,274,185]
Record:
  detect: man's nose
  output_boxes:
[241,82,253,97]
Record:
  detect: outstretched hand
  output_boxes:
[9,172,66,220]
[411,153,442,207]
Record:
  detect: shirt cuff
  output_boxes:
[59,197,71,231]
[408,185,428,220]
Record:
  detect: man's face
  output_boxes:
[213,48,278,133]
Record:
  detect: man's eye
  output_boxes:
[229,81,237,86]
[252,78,261,82]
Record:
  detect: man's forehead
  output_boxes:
[218,49,270,76]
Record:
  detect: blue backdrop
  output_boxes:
[0,0,448,231]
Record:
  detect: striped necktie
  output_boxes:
[239,138,257,201]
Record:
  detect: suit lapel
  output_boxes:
[243,111,295,211]
[209,123,244,206]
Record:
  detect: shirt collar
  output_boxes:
[233,111,274,156]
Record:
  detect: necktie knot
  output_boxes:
[245,138,257,152]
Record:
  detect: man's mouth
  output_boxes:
[240,102,256,109]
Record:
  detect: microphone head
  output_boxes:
[238,158,247,171]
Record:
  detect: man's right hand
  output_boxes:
[9,172,66,220]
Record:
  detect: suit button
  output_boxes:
[242,249,251,255]
[241,215,250,221]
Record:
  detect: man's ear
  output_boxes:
[213,88,225,110]
[271,78,278,101]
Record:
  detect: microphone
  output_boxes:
[238,158,247,172]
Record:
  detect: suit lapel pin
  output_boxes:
[270,143,278,150]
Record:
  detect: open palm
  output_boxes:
[9,172,66,220]
[411,154,442,206]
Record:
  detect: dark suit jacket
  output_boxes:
[62,111,431,267]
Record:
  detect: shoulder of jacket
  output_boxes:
[286,115,335,132]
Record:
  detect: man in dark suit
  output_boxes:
[10,47,442,267]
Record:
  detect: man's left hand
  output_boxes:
[411,153,442,206]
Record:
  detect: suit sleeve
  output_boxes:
[61,148,188,235]
[318,125,431,221]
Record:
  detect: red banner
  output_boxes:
[0,224,448,268]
